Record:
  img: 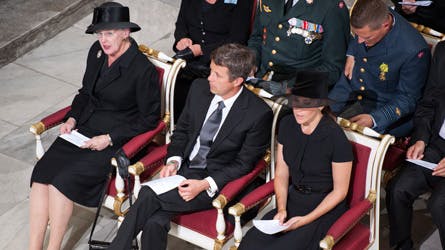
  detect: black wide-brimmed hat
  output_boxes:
[279,71,334,108]
[85,2,141,34]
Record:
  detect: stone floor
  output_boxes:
[0,0,442,249]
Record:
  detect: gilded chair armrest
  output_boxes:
[228,181,275,217]
[120,121,166,159]
[213,159,268,209]
[30,106,71,135]
[128,143,169,178]
[319,196,374,249]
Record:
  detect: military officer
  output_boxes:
[329,0,430,137]
[248,0,350,86]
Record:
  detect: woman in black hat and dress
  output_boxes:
[29,2,161,249]
[238,71,353,250]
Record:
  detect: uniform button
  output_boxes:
[202,32,206,35]
[272,49,277,55]
[359,78,364,83]
[357,95,363,100]
[268,61,274,67]
[200,21,203,25]
[360,86,365,91]
[275,36,280,42]
[201,40,205,43]
[360,68,365,73]
[278,24,283,29]
[363,57,367,63]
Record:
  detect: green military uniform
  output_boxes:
[248,0,350,86]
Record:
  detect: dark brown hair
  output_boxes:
[351,0,390,30]
[210,43,256,81]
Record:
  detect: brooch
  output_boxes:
[379,63,388,81]
[263,4,271,12]
[97,50,102,58]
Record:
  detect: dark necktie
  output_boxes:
[189,101,225,169]
[284,0,293,15]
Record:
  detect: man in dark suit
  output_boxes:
[386,41,445,250]
[108,43,273,250]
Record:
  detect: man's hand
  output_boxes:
[283,216,309,231]
[433,158,445,177]
[60,117,76,134]
[178,179,209,202]
[176,38,193,51]
[189,44,203,57]
[159,162,178,178]
[350,114,374,128]
[406,140,425,160]
[81,134,111,151]
[344,56,355,80]
[273,209,287,225]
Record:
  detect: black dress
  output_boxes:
[30,40,161,207]
[239,114,353,250]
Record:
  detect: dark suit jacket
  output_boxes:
[173,0,253,65]
[167,79,273,188]
[65,39,161,145]
[411,41,445,162]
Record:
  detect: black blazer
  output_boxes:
[173,0,253,64]
[411,41,445,161]
[167,79,273,188]
[66,39,161,145]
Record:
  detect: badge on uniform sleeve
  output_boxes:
[97,50,102,58]
[379,63,388,81]
[263,4,271,12]
[395,107,401,117]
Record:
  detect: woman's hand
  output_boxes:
[273,209,287,225]
[60,117,76,134]
[81,134,111,151]
[283,216,308,231]
[176,38,193,51]
[189,44,203,56]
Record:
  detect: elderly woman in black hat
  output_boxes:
[29,2,160,249]
[239,71,353,250]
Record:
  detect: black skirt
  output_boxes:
[30,137,117,207]
[238,187,347,250]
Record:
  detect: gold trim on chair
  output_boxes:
[128,161,145,176]
[320,235,335,250]
[30,122,46,135]
[213,194,228,209]
[228,203,246,217]
[113,194,129,216]
[367,190,377,203]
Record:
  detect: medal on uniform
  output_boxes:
[379,63,388,81]
[97,50,102,58]
[263,4,271,12]
[304,36,313,44]
[287,18,297,37]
